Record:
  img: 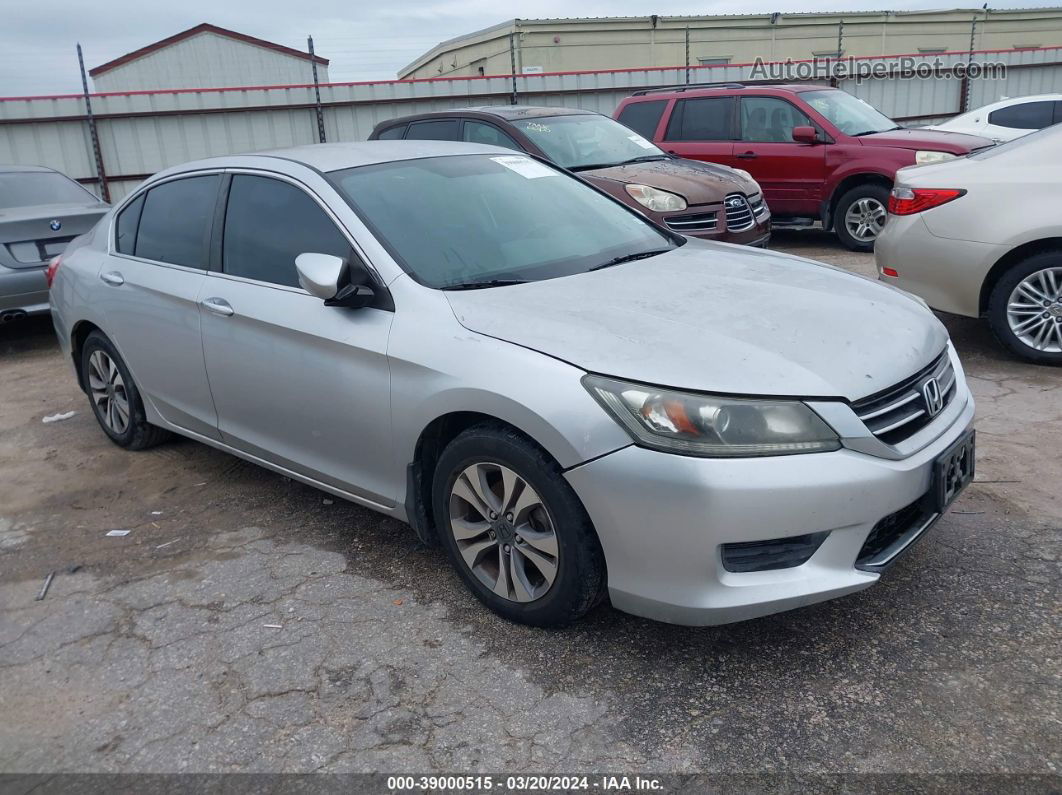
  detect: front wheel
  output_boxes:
[431,424,606,627]
[987,251,1062,365]
[834,184,890,252]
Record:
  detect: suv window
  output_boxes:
[222,175,350,288]
[115,192,145,255]
[617,100,668,139]
[462,120,521,150]
[134,175,218,267]
[377,124,407,140]
[664,97,734,141]
[987,101,1055,130]
[406,119,460,141]
[740,97,813,142]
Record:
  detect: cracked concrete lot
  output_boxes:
[0,232,1059,775]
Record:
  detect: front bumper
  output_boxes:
[565,388,975,626]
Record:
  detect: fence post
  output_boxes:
[509,32,519,105]
[76,43,109,203]
[307,36,326,143]
[685,26,691,84]
[831,19,844,87]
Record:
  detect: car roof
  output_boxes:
[626,83,829,100]
[0,164,57,174]
[378,105,596,126]
[149,141,518,181]
[982,93,1062,108]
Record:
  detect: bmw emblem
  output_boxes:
[49,219,62,231]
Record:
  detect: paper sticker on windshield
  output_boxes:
[491,155,557,179]
[628,134,656,150]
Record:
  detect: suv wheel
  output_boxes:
[431,424,606,626]
[81,331,172,449]
[835,184,890,252]
[987,251,1062,365]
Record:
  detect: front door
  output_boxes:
[734,97,827,216]
[199,173,395,506]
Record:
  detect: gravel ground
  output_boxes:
[0,233,1059,778]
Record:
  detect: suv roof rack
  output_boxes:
[631,82,747,96]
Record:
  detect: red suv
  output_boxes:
[615,83,993,250]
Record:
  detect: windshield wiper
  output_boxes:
[588,249,671,272]
[569,154,670,172]
[853,126,902,136]
[440,278,530,291]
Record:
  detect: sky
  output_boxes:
[0,0,1051,96]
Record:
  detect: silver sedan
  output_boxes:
[876,124,1062,365]
[50,141,975,626]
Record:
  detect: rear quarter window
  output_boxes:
[987,101,1055,130]
[616,100,668,139]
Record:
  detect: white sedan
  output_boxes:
[924,94,1062,142]
[876,125,1062,364]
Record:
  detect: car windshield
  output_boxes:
[0,171,98,209]
[801,89,899,136]
[512,114,668,171]
[329,154,676,289]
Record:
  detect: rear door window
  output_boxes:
[616,100,668,139]
[664,97,735,141]
[988,101,1055,130]
[221,174,350,288]
[405,119,461,141]
[462,120,522,150]
[134,175,218,267]
[376,124,407,140]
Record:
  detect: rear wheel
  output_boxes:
[834,184,890,252]
[431,424,606,627]
[81,331,171,449]
[987,251,1062,365]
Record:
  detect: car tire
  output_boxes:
[986,250,1062,365]
[81,331,172,449]
[834,184,891,252]
[431,423,607,627]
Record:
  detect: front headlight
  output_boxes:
[583,375,841,457]
[915,150,957,165]
[624,184,687,212]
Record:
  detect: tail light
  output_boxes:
[888,187,965,216]
[45,256,62,288]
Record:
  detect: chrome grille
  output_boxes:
[724,193,754,231]
[852,351,957,445]
[664,211,719,233]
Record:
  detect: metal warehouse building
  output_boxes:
[89,23,329,92]
[399,8,1062,79]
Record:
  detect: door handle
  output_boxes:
[201,297,234,317]
[736,152,758,159]
[100,271,124,286]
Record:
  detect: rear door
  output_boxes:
[735,96,826,215]
[659,96,736,165]
[198,172,395,505]
[96,174,221,439]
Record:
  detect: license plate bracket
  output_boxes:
[932,429,976,513]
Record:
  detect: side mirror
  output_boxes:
[295,252,376,309]
[792,126,819,145]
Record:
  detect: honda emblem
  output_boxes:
[922,377,944,417]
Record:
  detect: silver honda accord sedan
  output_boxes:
[49,141,976,627]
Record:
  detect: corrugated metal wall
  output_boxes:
[3,47,1060,202]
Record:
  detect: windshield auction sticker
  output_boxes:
[491,155,558,179]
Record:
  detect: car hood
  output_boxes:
[580,158,754,204]
[858,128,993,153]
[445,240,947,401]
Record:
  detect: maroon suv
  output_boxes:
[615,83,993,250]
[369,106,770,246]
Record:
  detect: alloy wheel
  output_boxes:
[87,350,131,435]
[1006,266,1062,353]
[844,197,887,242]
[448,462,559,603]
